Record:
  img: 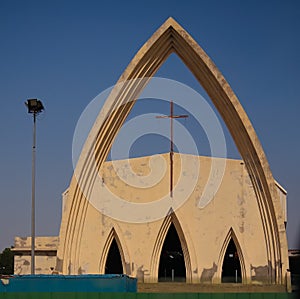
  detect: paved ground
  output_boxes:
[138,282,287,293]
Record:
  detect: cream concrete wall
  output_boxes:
[14,255,57,275]
[13,236,58,275]
[13,236,58,251]
[63,153,285,284]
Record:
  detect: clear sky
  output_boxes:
[0,0,299,251]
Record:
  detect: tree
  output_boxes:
[0,247,14,275]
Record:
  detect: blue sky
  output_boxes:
[0,0,299,251]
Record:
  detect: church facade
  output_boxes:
[14,18,290,289]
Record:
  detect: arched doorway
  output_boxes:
[105,238,123,274]
[221,238,242,283]
[158,223,186,282]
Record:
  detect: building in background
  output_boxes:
[13,237,58,275]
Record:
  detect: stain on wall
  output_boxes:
[251,262,273,283]
[200,263,217,283]
[23,260,30,266]
[125,262,131,275]
[137,265,145,282]
[56,258,63,272]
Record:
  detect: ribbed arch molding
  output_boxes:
[99,228,127,275]
[217,228,247,283]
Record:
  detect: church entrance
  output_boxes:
[158,223,186,282]
[221,238,242,283]
[104,238,123,274]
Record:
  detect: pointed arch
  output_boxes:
[99,227,128,274]
[57,17,288,283]
[104,239,122,274]
[149,211,192,283]
[217,228,246,283]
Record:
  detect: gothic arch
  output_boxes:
[99,227,129,275]
[217,228,247,283]
[149,211,193,283]
[57,17,288,283]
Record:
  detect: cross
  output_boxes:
[156,101,188,198]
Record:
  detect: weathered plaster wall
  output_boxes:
[63,153,285,284]
[14,236,58,251]
[13,236,58,275]
[14,255,57,275]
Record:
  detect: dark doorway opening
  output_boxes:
[105,238,123,274]
[158,223,186,282]
[221,238,242,283]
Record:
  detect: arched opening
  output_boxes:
[104,238,123,274]
[158,223,186,282]
[221,238,242,283]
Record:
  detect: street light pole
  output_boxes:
[31,111,36,275]
[25,99,44,275]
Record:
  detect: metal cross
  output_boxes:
[156,101,188,198]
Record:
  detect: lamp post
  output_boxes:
[25,99,44,275]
